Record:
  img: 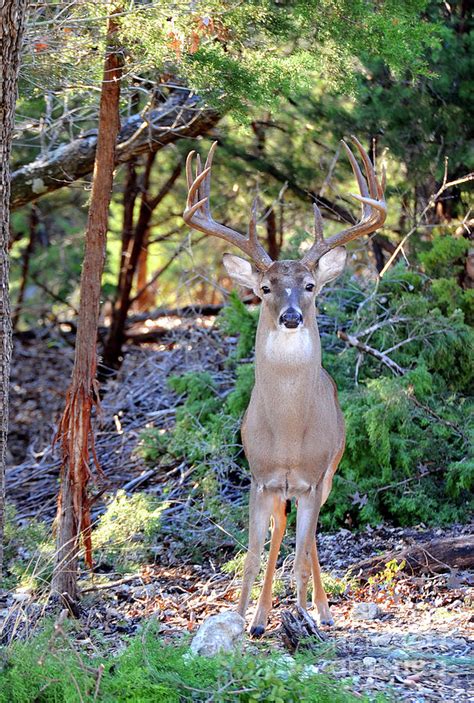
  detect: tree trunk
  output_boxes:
[102,159,182,371]
[0,0,28,578]
[134,227,155,312]
[265,207,280,260]
[12,205,38,330]
[51,9,123,601]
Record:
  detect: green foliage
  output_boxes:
[119,0,437,120]
[93,491,167,570]
[0,622,96,703]
[218,291,258,360]
[1,503,53,591]
[137,358,254,559]
[320,253,473,528]
[327,2,474,185]
[367,559,407,599]
[0,623,368,703]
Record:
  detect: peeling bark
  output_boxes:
[51,10,123,601]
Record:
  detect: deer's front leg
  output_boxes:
[294,485,323,613]
[250,494,287,636]
[237,483,273,624]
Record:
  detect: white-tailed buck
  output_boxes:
[183,138,386,635]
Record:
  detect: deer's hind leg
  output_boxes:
[294,484,323,615]
[250,494,288,636]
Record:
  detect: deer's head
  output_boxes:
[183,138,386,331]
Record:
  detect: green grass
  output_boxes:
[0,621,374,703]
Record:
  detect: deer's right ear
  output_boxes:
[223,254,260,293]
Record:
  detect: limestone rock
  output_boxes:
[190,611,245,657]
[352,602,383,621]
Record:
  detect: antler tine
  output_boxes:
[380,161,387,198]
[301,137,386,268]
[350,135,379,200]
[185,150,196,199]
[183,142,273,271]
[200,140,217,217]
[340,140,371,219]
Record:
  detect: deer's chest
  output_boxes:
[242,368,340,496]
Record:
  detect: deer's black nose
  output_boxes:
[279,307,303,328]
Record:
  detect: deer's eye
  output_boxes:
[261,285,271,295]
[305,283,315,292]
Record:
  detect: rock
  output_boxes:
[352,602,383,621]
[372,633,395,646]
[362,656,377,667]
[133,583,159,599]
[388,648,410,660]
[11,592,31,603]
[190,611,245,657]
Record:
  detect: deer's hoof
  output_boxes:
[320,615,334,626]
[250,624,265,637]
[313,603,334,627]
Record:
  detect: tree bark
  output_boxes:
[10,90,219,210]
[0,0,28,578]
[51,9,123,601]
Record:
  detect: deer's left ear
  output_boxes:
[223,254,260,294]
[314,247,347,290]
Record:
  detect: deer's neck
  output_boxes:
[254,308,322,389]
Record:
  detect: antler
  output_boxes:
[301,136,386,268]
[183,141,273,271]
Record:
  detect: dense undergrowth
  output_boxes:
[0,622,372,703]
[142,235,473,531]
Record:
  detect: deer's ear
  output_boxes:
[223,254,260,292]
[314,247,347,290]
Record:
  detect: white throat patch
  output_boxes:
[264,328,313,365]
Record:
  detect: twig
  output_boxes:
[80,573,142,594]
[122,468,158,492]
[337,330,406,376]
[409,395,468,441]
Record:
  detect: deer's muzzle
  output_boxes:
[279,307,303,329]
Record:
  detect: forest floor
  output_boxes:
[3,322,473,702]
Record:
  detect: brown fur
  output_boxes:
[226,259,346,633]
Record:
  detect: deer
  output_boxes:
[183,137,386,636]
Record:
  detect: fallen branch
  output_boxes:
[347,535,474,578]
[337,329,406,376]
[11,88,220,210]
[80,573,142,594]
